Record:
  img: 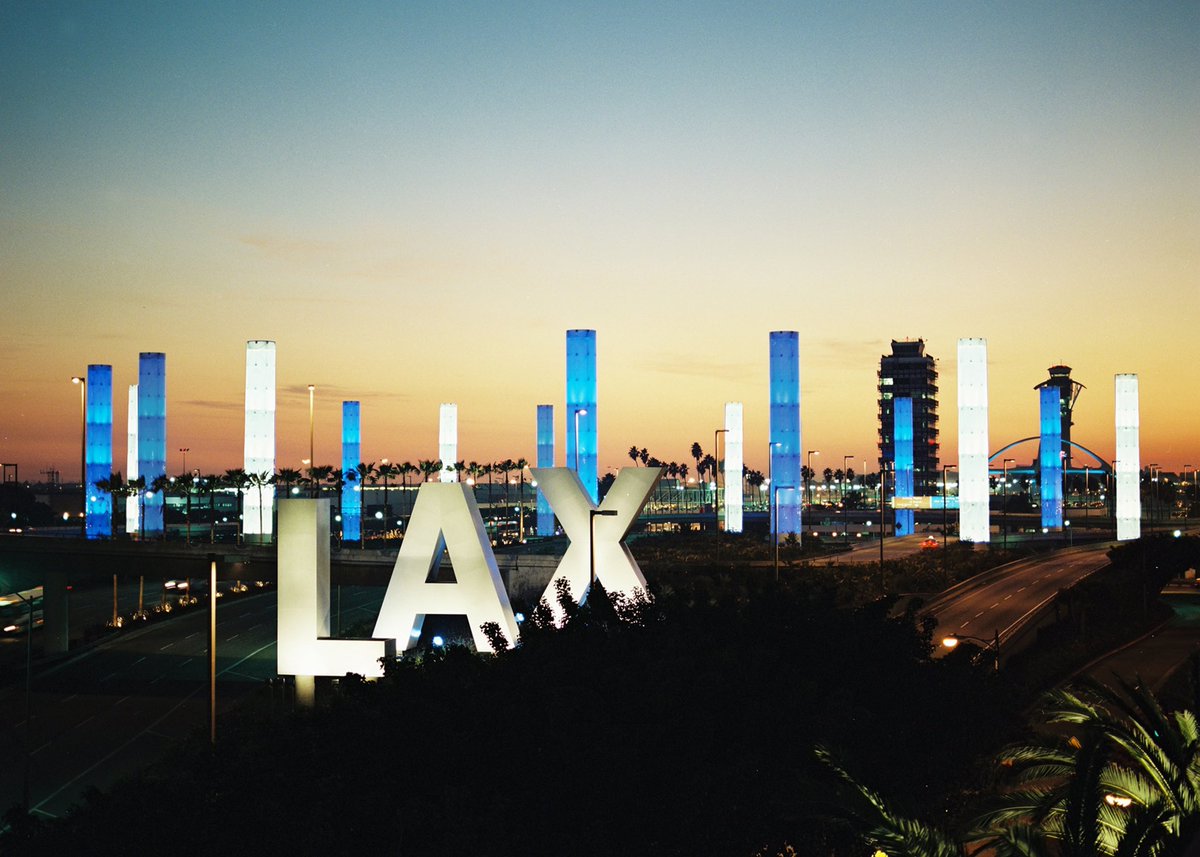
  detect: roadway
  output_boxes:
[924,542,1116,651]
[1080,590,1200,691]
[0,586,385,819]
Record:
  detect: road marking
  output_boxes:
[1018,587,1027,592]
[177,659,191,669]
[61,694,77,704]
[32,741,51,756]
[248,623,262,631]
[1004,595,1013,601]
[100,671,118,683]
[227,634,240,641]
[73,714,96,730]
[185,632,198,640]
[131,656,146,667]
[991,602,1000,608]
[974,611,985,619]
[159,642,175,651]
[114,696,129,707]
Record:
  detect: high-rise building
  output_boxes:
[342,401,361,542]
[769,331,801,538]
[566,329,598,504]
[85,364,113,539]
[878,339,939,495]
[137,352,166,536]
[536,404,554,536]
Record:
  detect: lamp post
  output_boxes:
[942,464,957,578]
[588,508,618,597]
[1083,465,1090,528]
[573,408,588,473]
[1110,460,1118,531]
[72,375,86,538]
[1148,463,1161,533]
[942,630,1000,672]
[13,588,34,809]
[767,441,781,547]
[878,461,890,591]
[306,385,316,495]
[842,454,854,547]
[714,428,728,543]
[1002,458,1015,550]
[806,450,819,507]
[772,483,796,582]
[179,447,190,475]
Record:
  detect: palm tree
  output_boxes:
[639,447,649,467]
[150,474,174,541]
[691,442,703,485]
[223,469,249,544]
[377,462,398,531]
[417,459,442,486]
[93,471,125,539]
[823,467,834,505]
[246,471,273,542]
[628,446,639,466]
[276,467,303,498]
[128,475,147,540]
[678,462,690,511]
[514,457,529,539]
[326,468,346,541]
[976,677,1200,852]
[199,474,220,543]
[353,462,376,544]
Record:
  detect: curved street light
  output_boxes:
[942,630,1000,672]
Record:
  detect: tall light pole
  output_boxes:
[72,376,86,538]
[307,385,316,495]
[714,428,728,540]
[942,464,957,578]
[806,450,819,507]
[588,508,618,596]
[1002,458,1015,550]
[878,461,890,591]
[842,454,854,547]
[772,483,795,582]
[768,441,781,546]
[573,408,587,472]
[1148,463,1161,533]
[1110,460,1118,531]
[1083,465,1090,528]
[179,447,190,475]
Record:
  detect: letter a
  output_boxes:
[532,466,662,623]
[373,482,519,652]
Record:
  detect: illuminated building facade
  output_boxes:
[769,331,801,537]
[439,403,457,482]
[342,401,361,542]
[85,364,112,539]
[137,352,166,536]
[243,341,276,539]
[893,396,914,536]
[126,385,138,535]
[878,339,939,494]
[957,338,990,543]
[1115,374,1141,541]
[1039,386,1064,531]
[536,404,554,535]
[724,402,743,533]
[566,329,598,503]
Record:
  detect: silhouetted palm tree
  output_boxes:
[353,462,376,544]
[628,446,639,466]
[93,471,125,539]
[223,469,249,544]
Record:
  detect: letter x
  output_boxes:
[532,466,662,622]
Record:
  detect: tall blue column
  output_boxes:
[137,353,166,535]
[341,401,361,542]
[536,404,555,535]
[769,331,801,538]
[1039,386,1063,531]
[85,364,113,539]
[566,330,598,503]
[894,396,915,537]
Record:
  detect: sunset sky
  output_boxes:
[2,2,1197,481]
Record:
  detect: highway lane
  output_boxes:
[1081,593,1200,691]
[0,586,385,819]
[926,543,1114,649]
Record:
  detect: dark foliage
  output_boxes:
[2,574,1018,856]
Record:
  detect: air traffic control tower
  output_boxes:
[1034,365,1084,470]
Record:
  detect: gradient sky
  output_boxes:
[2,2,1197,481]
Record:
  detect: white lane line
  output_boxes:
[1004,595,1013,601]
[227,634,240,641]
[1017,587,1027,592]
[61,694,77,704]
[99,671,118,683]
[72,714,96,730]
[991,602,1000,608]
[159,642,175,651]
[113,696,129,707]
[177,659,191,669]
[185,632,198,640]
[32,741,51,756]
[131,656,146,667]
[247,624,262,632]
[974,611,985,619]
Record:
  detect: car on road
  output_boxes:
[921,536,940,550]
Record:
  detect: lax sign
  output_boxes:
[277,467,662,678]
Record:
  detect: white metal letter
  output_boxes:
[277,499,394,677]
[373,483,518,652]
[532,466,661,622]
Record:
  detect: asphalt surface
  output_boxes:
[0,585,384,819]
[926,543,1115,647]
[1082,591,1200,690]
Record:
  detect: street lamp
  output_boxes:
[1148,463,1161,533]
[588,508,618,596]
[806,450,819,507]
[307,385,316,495]
[179,447,190,475]
[1002,458,1015,551]
[842,454,854,547]
[772,483,796,582]
[714,428,728,542]
[878,460,890,590]
[72,376,86,538]
[573,408,588,472]
[942,630,1000,672]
